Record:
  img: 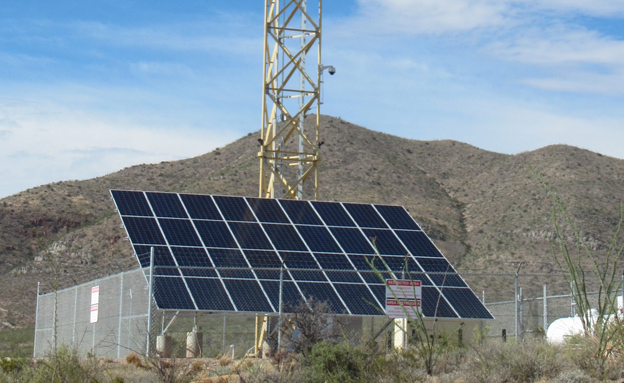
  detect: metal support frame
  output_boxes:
[259,0,323,200]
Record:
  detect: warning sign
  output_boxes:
[385,279,421,318]
[90,286,99,324]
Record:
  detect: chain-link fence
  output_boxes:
[34,268,150,359]
[35,268,618,358]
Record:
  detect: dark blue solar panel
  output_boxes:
[334,284,382,315]
[111,190,152,217]
[429,273,467,288]
[122,217,166,245]
[133,245,169,268]
[153,277,195,310]
[395,231,443,257]
[297,282,347,314]
[243,250,284,280]
[278,199,323,225]
[314,253,361,282]
[362,229,408,255]
[282,251,326,281]
[186,278,234,311]
[349,254,390,283]
[330,227,375,254]
[147,192,188,218]
[194,220,237,248]
[261,281,305,310]
[343,203,388,228]
[213,196,256,221]
[415,258,456,273]
[171,247,216,277]
[228,222,273,249]
[113,191,491,319]
[379,256,423,274]
[263,224,307,251]
[207,248,254,279]
[375,205,421,230]
[311,202,356,227]
[224,279,273,312]
[158,219,202,246]
[180,194,222,220]
[296,226,341,252]
[247,198,289,223]
[421,287,457,318]
[442,288,493,319]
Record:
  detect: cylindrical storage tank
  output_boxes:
[186,330,203,358]
[156,335,172,358]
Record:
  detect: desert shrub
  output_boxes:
[281,298,345,355]
[550,368,592,383]
[0,357,27,374]
[562,334,624,380]
[20,344,104,383]
[461,339,564,383]
[302,341,369,383]
[368,348,427,383]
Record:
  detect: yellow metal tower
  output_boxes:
[259,0,326,200]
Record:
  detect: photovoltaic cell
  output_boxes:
[343,203,388,228]
[213,196,256,222]
[375,205,421,230]
[247,198,289,223]
[278,199,322,225]
[111,190,492,320]
[180,194,222,220]
[186,278,234,311]
[330,227,375,254]
[111,190,152,217]
[147,192,188,218]
[312,201,355,227]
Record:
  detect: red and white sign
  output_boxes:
[385,279,421,318]
[90,286,99,323]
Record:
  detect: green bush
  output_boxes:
[302,342,369,383]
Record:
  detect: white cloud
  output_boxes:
[487,27,624,66]
[346,0,512,35]
[129,61,195,77]
[0,92,242,198]
[534,0,624,16]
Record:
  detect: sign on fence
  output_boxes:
[385,279,421,318]
[90,285,99,323]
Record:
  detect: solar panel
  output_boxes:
[111,190,492,319]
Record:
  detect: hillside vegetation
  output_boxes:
[1,114,624,330]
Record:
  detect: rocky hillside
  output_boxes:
[2,114,624,329]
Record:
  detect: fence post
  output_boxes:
[146,247,155,357]
[519,287,524,341]
[118,271,124,359]
[72,287,78,345]
[514,273,519,340]
[543,284,547,332]
[33,282,40,358]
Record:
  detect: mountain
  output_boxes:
[2,114,623,330]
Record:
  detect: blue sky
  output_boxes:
[1,0,624,198]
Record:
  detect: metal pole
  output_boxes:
[514,272,519,340]
[146,247,155,357]
[516,287,524,340]
[222,315,226,355]
[72,287,78,344]
[118,271,125,358]
[33,282,40,358]
[277,264,284,351]
[543,284,547,333]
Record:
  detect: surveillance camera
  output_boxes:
[328,66,336,75]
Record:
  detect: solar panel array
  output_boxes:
[111,190,492,319]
